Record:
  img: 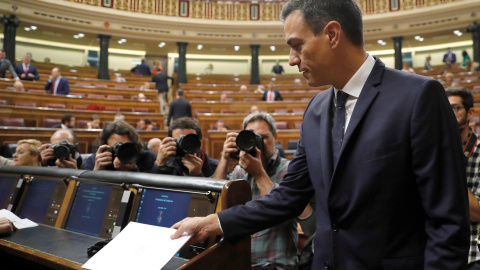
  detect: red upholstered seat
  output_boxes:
[243,98,258,102]
[94,84,109,89]
[114,85,129,89]
[209,124,217,130]
[75,83,91,87]
[75,120,89,129]
[473,85,480,93]
[107,95,124,100]
[294,122,302,129]
[275,121,288,130]
[131,95,139,100]
[27,89,47,94]
[73,105,88,110]
[0,118,25,127]
[220,109,237,114]
[0,100,6,105]
[194,109,211,117]
[42,119,61,128]
[192,98,207,102]
[15,102,36,107]
[46,104,67,109]
[105,107,120,112]
[132,108,149,113]
[87,94,105,99]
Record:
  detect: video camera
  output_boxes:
[107,142,141,164]
[175,134,201,157]
[230,130,264,160]
[47,140,78,166]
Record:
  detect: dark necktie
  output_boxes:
[332,91,349,165]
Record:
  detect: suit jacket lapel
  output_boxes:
[319,87,335,186]
[333,58,385,172]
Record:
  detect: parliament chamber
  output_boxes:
[0,0,480,269]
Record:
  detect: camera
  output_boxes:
[107,142,141,164]
[175,134,201,157]
[230,130,264,160]
[47,140,78,166]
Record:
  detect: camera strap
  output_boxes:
[464,130,478,159]
[265,153,282,177]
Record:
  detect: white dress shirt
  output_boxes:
[334,54,376,133]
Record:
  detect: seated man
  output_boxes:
[147,138,161,154]
[152,117,218,177]
[44,67,70,95]
[13,80,24,92]
[14,55,39,81]
[52,114,75,129]
[137,117,158,131]
[87,114,101,129]
[213,112,300,269]
[83,121,156,172]
[39,129,82,169]
[261,82,283,102]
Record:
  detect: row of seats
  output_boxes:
[0,100,151,113]
[5,87,153,101]
[0,117,158,129]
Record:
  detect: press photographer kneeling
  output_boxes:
[152,117,218,177]
[39,129,82,169]
[83,121,156,172]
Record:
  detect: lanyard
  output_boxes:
[464,130,478,158]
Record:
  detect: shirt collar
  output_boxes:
[334,54,376,98]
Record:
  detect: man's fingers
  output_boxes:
[39,144,51,151]
[96,145,111,154]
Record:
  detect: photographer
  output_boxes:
[83,121,156,172]
[39,129,82,169]
[213,112,310,270]
[151,117,218,177]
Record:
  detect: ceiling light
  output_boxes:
[24,27,31,31]
[78,33,85,37]
[120,38,127,42]
[30,26,37,30]
[117,40,123,44]
[158,42,166,47]
[73,35,79,39]
[456,32,463,36]
[270,46,276,51]
[453,30,460,34]
[414,36,421,40]
[377,40,384,44]
[197,44,203,50]
[419,38,424,42]
[234,46,240,51]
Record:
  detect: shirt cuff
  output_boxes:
[217,215,224,233]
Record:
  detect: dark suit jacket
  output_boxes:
[443,52,457,63]
[44,77,70,95]
[218,58,470,270]
[261,90,283,101]
[167,98,192,126]
[14,64,40,80]
[131,63,151,76]
[151,73,174,93]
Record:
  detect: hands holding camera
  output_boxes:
[155,136,203,176]
[39,142,78,169]
[94,144,138,171]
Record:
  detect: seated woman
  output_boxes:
[13,139,42,166]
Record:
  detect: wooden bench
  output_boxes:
[191,101,310,114]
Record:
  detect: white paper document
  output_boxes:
[83,222,191,270]
[0,209,38,229]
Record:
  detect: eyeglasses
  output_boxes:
[451,105,465,113]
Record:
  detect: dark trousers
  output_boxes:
[469,261,480,270]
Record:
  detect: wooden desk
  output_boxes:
[205,130,300,160]
[191,101,309,114]
[0,89,161,113]
[184,91,320,102]
[0,105,165,129]
[0,127,167,153]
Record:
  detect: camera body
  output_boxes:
[230,130,264,160]
[175,134,201,157]
[47,140,78,166]
[107,142,141,164]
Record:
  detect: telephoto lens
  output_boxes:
[230,130,264,160]
[108,142,141,164]
[175,134,201,157]
[48,139,77,166]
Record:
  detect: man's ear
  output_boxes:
[324,21,341,49]
[467,107,475,122]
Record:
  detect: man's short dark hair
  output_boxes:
[91,114,100,121]
[97,121,143,151]
[445,87,474,111]
[61,114,74,124]
[280,0,364,47]
[168,117,202,139]
[142,117,152,125]
[177,89,184,96]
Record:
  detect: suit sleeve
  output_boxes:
[218,116,315,240]
[410,79,470,269]
[187,103,192,118]
[261,92,266,101]
[7,60,18,79]
[167,105,173,126]
[32,67,39,80]
[64,79,70,94]
[277,90,284,101]
[45,80,52,91]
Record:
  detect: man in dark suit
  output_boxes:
[131,59,151,76]
[166,89,192,127]
[0,49,18,79]
[171,1,470,269]
[44,68,70,95]
[151,72,174,114]
[261,82,284,102]
[443,47,457,64]
[51,114,75,129]
[14,55,39,81]
[272,60,285,75]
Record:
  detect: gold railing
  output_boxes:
[65,0,463,20]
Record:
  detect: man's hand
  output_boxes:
[156,137,177,166]
[48,75,53,80]
[113,157,137,171]
[94,145,113,171]
[56,156,78,169]
[27,73,34,78]
[171,214,223,246]
[0,217,17,235]
[20,73,26,79]
[239,147,264,178]
[39,144,53,166]
[182,154,203,176]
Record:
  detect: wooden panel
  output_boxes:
[184,91,319,102]
[191,101,309,114]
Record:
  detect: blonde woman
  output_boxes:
[12,139,42,166]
